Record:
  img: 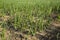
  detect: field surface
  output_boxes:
[0,0,60,40]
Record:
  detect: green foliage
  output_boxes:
[0,29,6,40]
[0,0,60,35]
